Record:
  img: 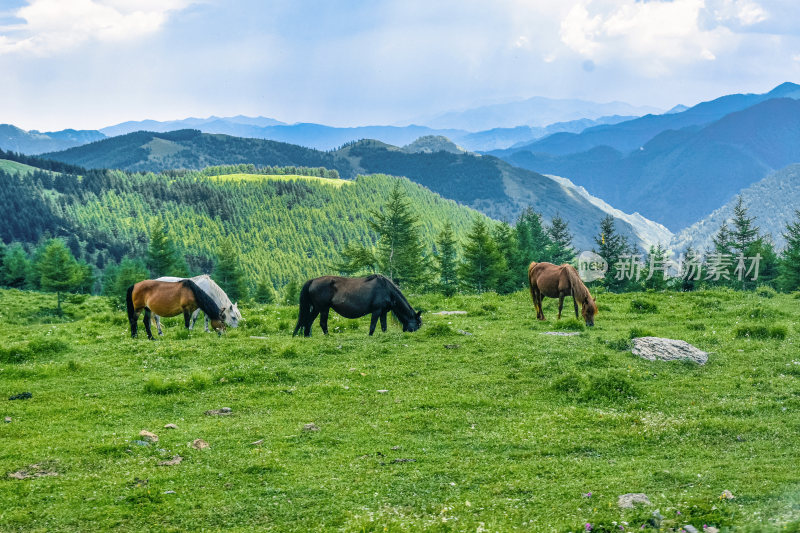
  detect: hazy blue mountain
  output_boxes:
[672,164,800,252]
[498,82,800,157]
[0,124,106,154]
[500,97,800,231]
[99,115,286,137]
[459,115,635,152]
[42,130,658,251]
[90,113,640,153]
[418,96,661,131]
[664,104,689,114]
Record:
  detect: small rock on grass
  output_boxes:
[377,389,388,394]
[617,493,651,509]
[302,423,319,432]
[4,417,11,423]
[8,464,58,479]
[444,344,460,349]
[682,525,699,533]
[158,455,183,466]
[250,439,264,446]
[541,331,580,336]
[164,423,178,429]
[191,439,210,450]
[205,407,233,416]
[139,430,158,442]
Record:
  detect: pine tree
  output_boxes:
[642,244,669,291]
[146,218,185,277]
[103,257,150,305]
[779,210,800,291]
[215,237,248,302]
[711,221,734,255]
[336,242,378,275]
[594,215,632,292]
[254,276,276,304]
[38,239,82,313]
[2,243,30,288]
[515,207,554,267]
[730,196,759,255]
[493,222,520,294]
[283,279,300,305]
[369,182,428,288]
[434,223,458,296]
[547,214,576,265]
[459,217,504,293]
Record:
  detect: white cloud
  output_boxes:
[0,0,194,56]
[706,0,768,27]
[558,0,739,75]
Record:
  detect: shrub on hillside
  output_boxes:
[581,372,640,402]
[629,299,658,314]
[734,324,787,340]
[756,285,777,298]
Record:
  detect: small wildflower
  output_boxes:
[585,523,593,531]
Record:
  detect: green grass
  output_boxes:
[0,158,41,175]
[208,173,352,187]
[1,287,799,531]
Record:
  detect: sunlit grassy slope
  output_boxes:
[1,287,799,531]
[0,159,41,175]
[208,173,352,188]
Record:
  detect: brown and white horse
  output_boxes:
[126,279,224,339]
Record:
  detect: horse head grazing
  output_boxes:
[221,303,241,328]
[403,310,423,332]
[582,295,597,327]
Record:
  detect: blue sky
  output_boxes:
[2,0,800,131]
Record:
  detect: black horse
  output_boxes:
[293,274,423,337]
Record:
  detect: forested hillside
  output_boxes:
[0,158,483,288]
[44,132,649,250]
[672,163,800,252]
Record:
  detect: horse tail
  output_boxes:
[527,262,538,303]
[126,284,137,337]
[183,279,221,320]
[293,279,314,337]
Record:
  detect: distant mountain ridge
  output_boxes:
[490,83,800,231]
[0,124,106,155]
[497,82,800,156]
[418,96,662,131]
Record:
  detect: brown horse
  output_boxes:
[126,279,224,339]
[293,274,422,337]
[528,262,597,326]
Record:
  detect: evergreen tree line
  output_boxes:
[337,183,576,295]
[592,197,800,293]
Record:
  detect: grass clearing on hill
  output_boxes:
[208,173,351,187]
[1,287,799,531]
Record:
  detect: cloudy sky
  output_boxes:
[2,0,799,131]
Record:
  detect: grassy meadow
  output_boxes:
[1,287,799,532]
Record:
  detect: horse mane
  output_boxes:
[182,279,222,320]
[192,275,232,308]
[375,275,416,323]
[564,265,594,308]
